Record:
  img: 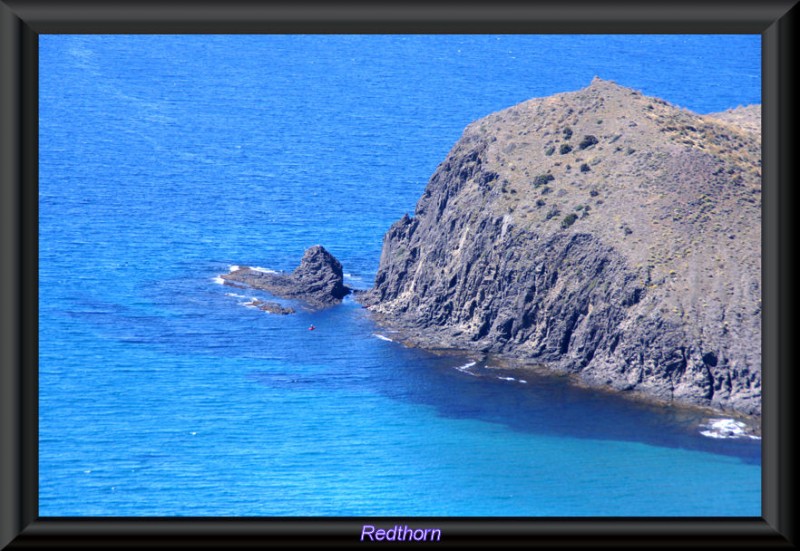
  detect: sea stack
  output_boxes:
[223,245,350,309]
[360,78,762,417]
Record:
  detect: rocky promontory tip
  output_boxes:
[361,78,762,417]
[222,245,351,309]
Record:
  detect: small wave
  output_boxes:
[372,334,393,342]
[497,376,516,382]
[212,276,225,285]
[518,380,528,384]
[251,266,278,274]
[454,361,478,376]
[699,418,760,440]
[225,292,246,298]
[344,273,362,280]
[228,265,240,272]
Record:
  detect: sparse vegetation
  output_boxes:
[532,174,555,187]
[545,145,555,156]
[580,163,591,173]
[561,213,578,228]
[560,144,573,155]
[579,135,599,150]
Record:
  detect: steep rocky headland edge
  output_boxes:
[359,77,762,419]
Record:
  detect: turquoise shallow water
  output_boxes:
[39,35,761,516]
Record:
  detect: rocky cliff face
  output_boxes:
[223,245,350,309]
[361,78,761,417]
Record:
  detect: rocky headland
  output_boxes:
[359,77,762,419]
[222,245,351,309]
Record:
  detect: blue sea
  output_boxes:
[39,35,762,517]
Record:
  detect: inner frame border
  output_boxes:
[1,1,796,548]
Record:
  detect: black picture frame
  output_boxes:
[1,1,796,548]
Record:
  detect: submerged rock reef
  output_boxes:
[245,299,296,315]
[222,245,351,309]
[359,78,762,418]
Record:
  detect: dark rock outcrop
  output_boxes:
[248,300,296,315]
[360,78,761,417]
[223,245,350,309]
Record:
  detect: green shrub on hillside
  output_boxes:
[532,174,555,187]
[561,213,578,228]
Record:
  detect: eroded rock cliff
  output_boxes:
[360,78,762,417]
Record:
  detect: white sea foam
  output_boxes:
[228,265,240,272]
[372,334,393,342]
[212,276,225,285]
[519,380,528,384]
[699,418,761,440]
[454,361,478,376]
[251,266,278,274]
[497,376,516,382]
[225,293,246,298]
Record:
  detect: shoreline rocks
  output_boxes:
[222,245,351,309]
[246,299,296,315]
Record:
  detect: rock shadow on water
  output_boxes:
[228,297,761,467]
[363,344,761,466]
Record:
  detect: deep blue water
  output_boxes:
[39,35,761,517]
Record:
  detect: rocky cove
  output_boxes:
[221,78,761,427]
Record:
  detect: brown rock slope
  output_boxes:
[360,77,761,417]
